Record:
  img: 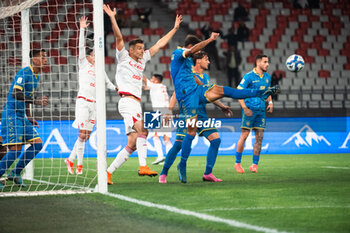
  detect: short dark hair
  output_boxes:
[153,74,163,83]
[255,54,268,65]
[86,48,94,56]
[192,51,208,65]
[129,38,144,48]
[30,49,45,58]
[184,35,201,47]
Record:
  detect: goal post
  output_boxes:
[0,0,108,196]
[93,0,107,194]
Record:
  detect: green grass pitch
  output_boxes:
[0,153,349,233]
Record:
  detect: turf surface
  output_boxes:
[0,154,349,233]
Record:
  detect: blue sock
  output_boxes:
[253,155,260,165]
[205,138,221,175]
[235,152,242,163]
[179,134,195,168]
[223,86,262,99]
[161,141,182,176]
[13,143,43,175]
[0,150,22,177]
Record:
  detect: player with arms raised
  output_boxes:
[64,16,117,175]
[0,49,49,188]
[104,4,182,184]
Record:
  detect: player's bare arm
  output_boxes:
[142,75,149,90]
[103,4,124,51]
[79,16,90,29]
[238,99,253,116]
[184,32,219,58]
[266,95,273,113]
[26,103,38,128]
[149,15,182,57]
[78,16,89,60]
[12,88,48,106]
[213,100,233,117]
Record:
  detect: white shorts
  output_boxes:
[118,97,142,135]
[72,98,96,131]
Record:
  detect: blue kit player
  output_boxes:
[159,52,232,183]
[0,49,49,189]
[169,33,280,183]
[234,54,273,174]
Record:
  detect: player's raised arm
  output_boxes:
[104,4,124,51]
[79,16,90,60]
[184,32,219,58]
[149,15,182,57]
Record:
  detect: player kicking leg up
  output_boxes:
[170,33,280,183]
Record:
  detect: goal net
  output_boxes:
[0,0,107,196]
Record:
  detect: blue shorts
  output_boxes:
[241,109,266,130]
[1,113,40,146]
[175,104,218,141]
[178,84,215,120]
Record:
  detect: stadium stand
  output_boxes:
[1,0,349,119]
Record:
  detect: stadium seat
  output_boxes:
[160,56,171,64]
[319,70,330,78]
[105,56,114,65]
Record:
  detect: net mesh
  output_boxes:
[0,0,99,195]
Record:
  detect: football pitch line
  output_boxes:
[24,178,288,233]
[104,192,289,233]
[322,166,350,170]
[201,206,350,212]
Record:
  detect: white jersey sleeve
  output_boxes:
[79,28,86,62]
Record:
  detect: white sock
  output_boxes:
[68,138,81,162]
[107,146,134,174]
[76,138,85,166]
[165,140,173,154]
[68,146,76,163]
[136,135,147,166]
[153,136,164,159]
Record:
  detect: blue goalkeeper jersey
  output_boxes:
[238,68,271,111]
[3,66,39,117]
[170,48,197,100]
